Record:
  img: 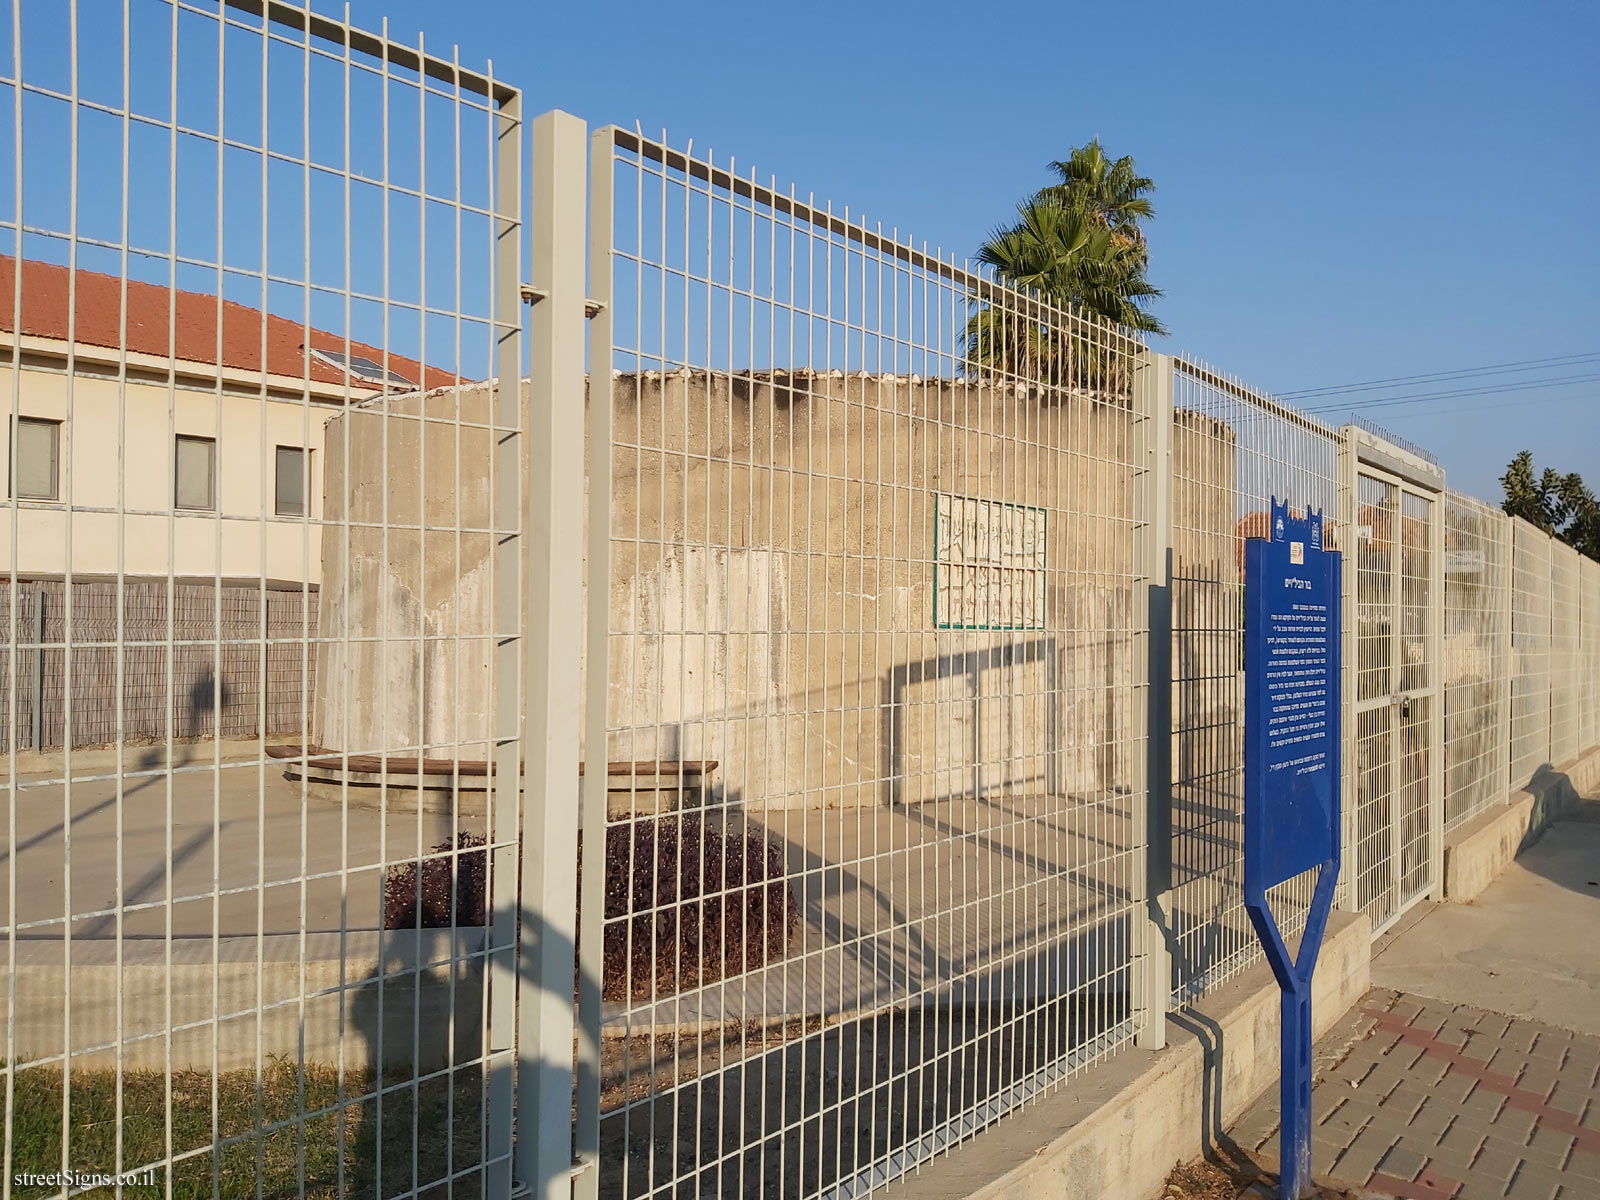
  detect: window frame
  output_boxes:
[174,434,217,512]
[274,444,308,518]
[11,416,62,501]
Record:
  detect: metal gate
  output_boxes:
[1346,437,1445,933]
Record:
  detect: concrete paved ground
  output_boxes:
[2,758,467,937]
[1369,816,1600,1038]
[3,761,1253,1030]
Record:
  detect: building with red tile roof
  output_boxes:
[2,256,458,585]
[1,255,455,398]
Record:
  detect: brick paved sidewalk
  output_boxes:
[1229,990,1600,1200]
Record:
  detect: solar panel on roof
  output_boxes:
[308,347,416,388]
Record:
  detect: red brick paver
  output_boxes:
[1229,990,1600,1199]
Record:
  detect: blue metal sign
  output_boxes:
[1244,498,1342,1200]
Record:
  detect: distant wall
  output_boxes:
[312,383,508,760]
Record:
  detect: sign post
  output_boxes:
[1244,499,1342,1200]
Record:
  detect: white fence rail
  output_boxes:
[2,4,1599,1198]
[3,1,529,1197]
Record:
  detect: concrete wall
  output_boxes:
[0,357,333,585]
[1170,407,1244,790]
[311,381,507,758]
[314,370,1235,807]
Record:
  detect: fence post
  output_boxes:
[1427,490,1446,898]
[512,108,590,1200]
[485,81,526,1200]
[1545,534,1555,771]
[30,582,45,751]
[1335,427,1357,910]
[570,123,616,1200]
[1133,349,1172,1050]
[1499,512,1514,800]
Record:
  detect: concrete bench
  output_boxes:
[266,745,717,818]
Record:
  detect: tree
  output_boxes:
[1041,139,1156,261]
[975,195,1163,333]
[1501,451,1600,559]
[1555,472,1600,559]
[968,140,1163,387]
[1501,451,1555,532]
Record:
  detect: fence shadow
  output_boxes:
[879,637,1063,809]
[344,895,595,1200]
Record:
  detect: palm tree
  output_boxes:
[975,195,1162,333]
[967,141,1163,387]
[1041,139,1156,260]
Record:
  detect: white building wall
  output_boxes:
[1,359,337,584]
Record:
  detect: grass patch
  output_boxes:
[3,1059,485,1199]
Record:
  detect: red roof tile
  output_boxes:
[0,256,456,393]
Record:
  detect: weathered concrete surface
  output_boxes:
[312,381,508,763]
[1442,745,1600,903]
[873,909,1371,1200]
[1,763,465,936]
[1375,809,1600,1038]
[314,372,1237,811]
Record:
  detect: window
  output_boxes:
[12,417,60,500]
[275,446,307,517]
[175,435,216,511]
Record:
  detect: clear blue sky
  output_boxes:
[333,0,1597,504]
[6,1,1594,503]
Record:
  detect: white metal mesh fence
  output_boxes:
[1165,359,1338,1003]
[1441,492,1509,831]
[583,128,1149,1200]
[0,577,318,751]
[5,5,1600,1196]
[1509,518,1553,788]
[1549,540,1582,767]
[1579,553,1597,761]
[2,3,526,1196]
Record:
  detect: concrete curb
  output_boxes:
[876,908,1372,1200]
[9,929,486,1072]
[1442,745,1600,904]
[3,740,296,779]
